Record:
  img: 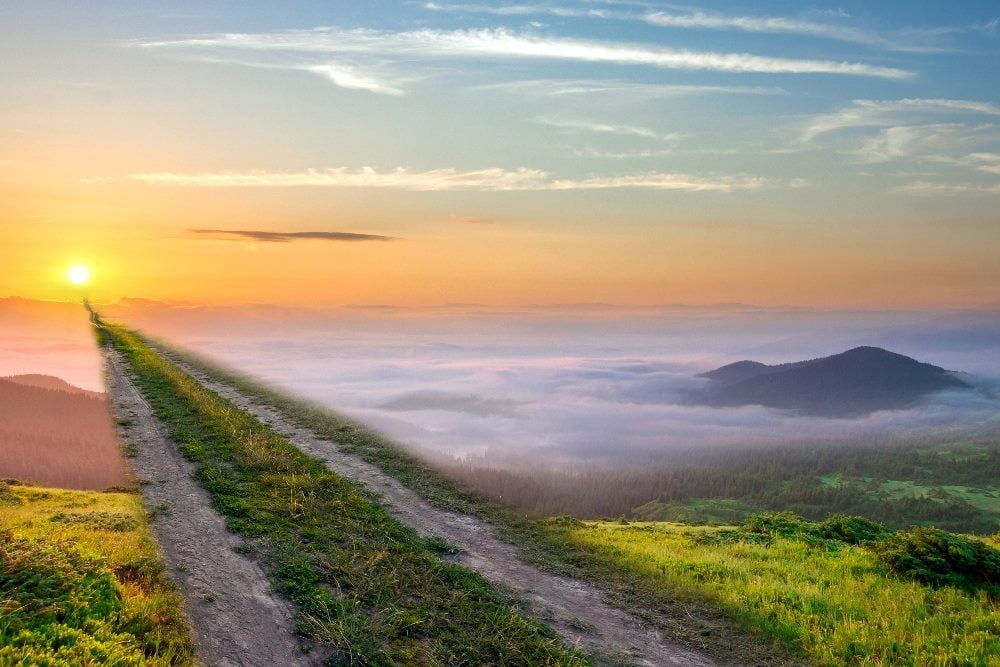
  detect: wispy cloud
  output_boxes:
[99,166,793,193]
[188,229,393,242]
[423,2,610,19]
[895,181,1000,196]
[132,27,914,81]
[536,117,682,141]
[853,123,1000,163]
[424,2,954,52]
[802,98,1000,142]
[642,10,932,51]
[299,63,403,95]
[471,79,784,98]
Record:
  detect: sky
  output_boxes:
[2,1,1000,308]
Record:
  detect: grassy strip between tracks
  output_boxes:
[101,322,585,666]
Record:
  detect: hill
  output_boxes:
[0,377,127,489]
[2,373,102,397]
[694,346,971,417]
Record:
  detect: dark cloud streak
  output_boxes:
[188,229,394,243]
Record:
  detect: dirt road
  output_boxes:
[160,348,716,667]
[105,348,321,667]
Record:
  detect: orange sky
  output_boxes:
[3,3,999,310]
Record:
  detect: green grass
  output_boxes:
[0,481,194,665]
[548,519,1000,666]
[101,323,585,665]
[631,498,756,524]
[879,480,1000,515]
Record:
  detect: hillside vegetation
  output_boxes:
[545,514,1000,666]
[440,436,1000,534]
[0,481,194,665]
[0,376,128,490]
[101,323,586,665]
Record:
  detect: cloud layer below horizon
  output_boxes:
[108,304,1000,466]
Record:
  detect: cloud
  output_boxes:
[536,117,682,141]
[423,2,610,19]
[188,229,393,242]
[802,98,1000,142]
[107,166,788,192]
[111,306,1000,464]
[379,390,524,417]
[132,27,914,80]
[853,123,1000,163]
[895,181,1000,196]
[641,10,931,51]
[299,63,403,95]
[471,79,784,98]
[940,152,1000,175]
[424,2,952,52]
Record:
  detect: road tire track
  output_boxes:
[105,347,322,667]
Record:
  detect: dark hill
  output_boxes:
[695,346,971,417]
[3,373,102,397]
[0,377,127,490]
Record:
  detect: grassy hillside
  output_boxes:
[544,516,1000,666]
[101,322,586,665]
[0,481,194,665]
[0,377,128,490]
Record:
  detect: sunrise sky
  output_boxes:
[3,1,999,308]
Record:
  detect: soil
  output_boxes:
[104,348,322,667]
[161,349,717,667]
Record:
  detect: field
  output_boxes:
[0,481,194,665]
[545,519,1000,666]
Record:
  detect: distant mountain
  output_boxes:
[2,374,102,398]
[0,377,126,490]
[694,346,972,417]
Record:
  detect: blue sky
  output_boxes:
[2,1,999,307]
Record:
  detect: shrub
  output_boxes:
[743,511,815,539]
[875,526,1000,594]
[816,514,891,545]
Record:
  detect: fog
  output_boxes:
[0,298,104,392]
[101,302,1000,467]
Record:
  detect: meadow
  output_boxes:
[0,481,194,665]
[546,517,1000,666]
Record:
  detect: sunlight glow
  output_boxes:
[68,265,90,286]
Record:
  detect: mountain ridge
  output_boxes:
[694,346,972,417]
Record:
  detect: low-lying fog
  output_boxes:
[100,302,1000,466]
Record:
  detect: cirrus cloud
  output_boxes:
[95,166,798,193]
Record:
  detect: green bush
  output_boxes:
[742,511,813,539]
[816,514,892,545]
[875,526,1000,594]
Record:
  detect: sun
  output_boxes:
[68,265,90,286]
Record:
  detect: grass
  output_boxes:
[548,519,1000,666]
[630,498,756,524]
[101,322,585,665]
[0,481,194,665]
[141,332,805,666]
[879,480,1000,515]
